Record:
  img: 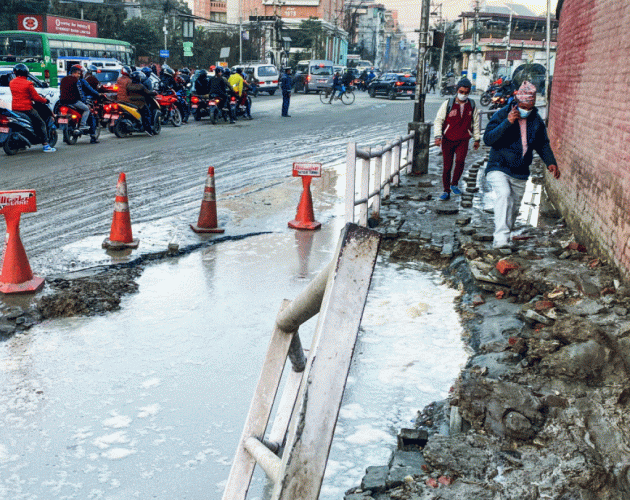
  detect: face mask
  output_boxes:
[518,108,531,118]
[457,93,468,101]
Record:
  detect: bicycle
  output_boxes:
[319,86,355,105]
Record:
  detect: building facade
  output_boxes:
[457,3,558,91]
[547,0,630,279]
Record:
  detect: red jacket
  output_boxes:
[9,76,47,111]
[442,100,474,141]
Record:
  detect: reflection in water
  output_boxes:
[294,230,315,279]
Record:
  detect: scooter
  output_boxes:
[190,94,210,121]
[156,88,183,127]
[111,96,162,137]
[0,102,58,156]
[440,81,457,96]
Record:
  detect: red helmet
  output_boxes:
[210,65,216,71]
[70,64,84,76]
[120,66,132,77]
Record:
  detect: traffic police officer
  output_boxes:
[281,67,292,117]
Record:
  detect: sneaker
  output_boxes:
[439,192,450,201]
[42,145,56,152]
[450,185,461,195]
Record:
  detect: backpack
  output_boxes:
[446,96,475,116]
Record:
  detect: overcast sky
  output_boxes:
[384,0,559,35]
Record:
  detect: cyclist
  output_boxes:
[331,71,344,100]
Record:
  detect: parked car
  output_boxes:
[0,67,59,112]
[293,60,335,93]
[368,73,416,100]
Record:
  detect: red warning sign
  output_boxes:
[292,162,322,177]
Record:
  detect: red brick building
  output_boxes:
[548,0,630,279]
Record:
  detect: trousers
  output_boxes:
[23,108,48,144]
[72,100,90,126]
[441,136,469,192]
[282,91,290,116]
[486,170,528,247]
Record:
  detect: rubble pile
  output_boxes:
[346,149,630,499]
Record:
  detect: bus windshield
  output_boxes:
[0,34,43,62]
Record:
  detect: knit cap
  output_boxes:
[516,81,537,105]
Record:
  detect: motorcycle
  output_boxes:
[489,93,509,110]
[231,92,252,120]
[480,83,501,107]
[0,103,58,156]
[190,94,210,121]
[440,81,457,96]
[56,99,101,145]
[156,89,183,127]
[111,96,161,138]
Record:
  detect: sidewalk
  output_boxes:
[344,143,630,499]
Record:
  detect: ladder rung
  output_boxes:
[244,437,281,484]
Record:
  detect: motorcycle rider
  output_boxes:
[194,69,210,95]
[160,66,190,123]
[140,67,154,91]
[127,71,156,136]
[209,67,233,124]
[359,69,369,90]
[8,63,55,152]
[228,67,252,120]
[178,68,191,86]
[116,66,132,103]
[85,65,102,92]
[60,65,99,136]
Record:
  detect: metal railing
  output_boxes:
[222,223,381,500]
[345,132,415,226]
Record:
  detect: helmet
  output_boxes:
[70,64,84,76]
[214,66,223,74]
[88,64,98,74]
[162,66,174,77]
[120,66,132,77]
[236,67,243,75]
[13,63,29,77]
[223,68,231,77]
[180,67,190,75]
[210,65,216,71]
[198,69,207,79]
[141,66,152,75]
[130,71,145,83]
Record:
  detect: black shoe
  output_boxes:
[282,114,291,117]
[90,137,100,144]
[229,120,235,124]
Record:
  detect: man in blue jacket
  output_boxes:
[281,67,292,117]
[483,81,560,248]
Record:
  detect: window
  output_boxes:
[311,65,333,76]
[0,34,43,60]
[257,65,277,77]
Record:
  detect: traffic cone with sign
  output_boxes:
[0,190,44,294]
[288,176,321,231]
[190,167,225,234]
[102,172,139,249]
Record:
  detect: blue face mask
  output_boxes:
[518,107,532,118]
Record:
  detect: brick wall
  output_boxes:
[548,0,630,280]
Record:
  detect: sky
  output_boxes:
[383,0,559,35]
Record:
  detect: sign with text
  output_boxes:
[160,50,170,58]
[0,190,37,215]
[17,14,44,32]
[292,162,322,177]
[46,16,98,37]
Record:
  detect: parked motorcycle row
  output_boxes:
[0,85,254,155]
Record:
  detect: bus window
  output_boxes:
[0,34,43,60]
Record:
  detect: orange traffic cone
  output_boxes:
[102,172,139,249]
[0,208,44,294]
[190,167,225,234]
[288,176,321,231]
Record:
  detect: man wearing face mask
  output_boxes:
[434,78,481,201]
[483,81,560,249]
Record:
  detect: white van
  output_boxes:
[294,60,335,93]
[242,64,280,95]
[56,57,122,80]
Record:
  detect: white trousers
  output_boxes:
[486,170,527,247]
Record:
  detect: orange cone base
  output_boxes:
[190,224,225,234]
[288,219,321,231]
[0,276,45,294]
[102,238,140,250]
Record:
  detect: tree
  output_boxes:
[292,17,325,59]
[119,18,161,61]
[0,0,49,32]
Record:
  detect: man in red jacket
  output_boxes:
[8,63,55,152]
[433,78,480,200]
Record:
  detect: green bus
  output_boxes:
[0,31,134,86]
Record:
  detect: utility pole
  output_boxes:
[503,5,515,78]
[470,0,479,92]
[545,0,551,109]
[409,0,431,175]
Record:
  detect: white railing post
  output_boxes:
[359,149,370,226]
[384,142,392,199]
[345,142,357,224]
[393,142,401,187]
[406,136,414,175]
[373,152,382,219]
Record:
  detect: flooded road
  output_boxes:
[0,93,468,499]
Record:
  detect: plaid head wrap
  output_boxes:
[516,81,536,105]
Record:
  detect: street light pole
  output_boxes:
[409,0,431,175]
[503,10,512,75]
[545,0,551,108]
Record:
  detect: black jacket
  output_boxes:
[209,75,227,97]
[195,76,210,95]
